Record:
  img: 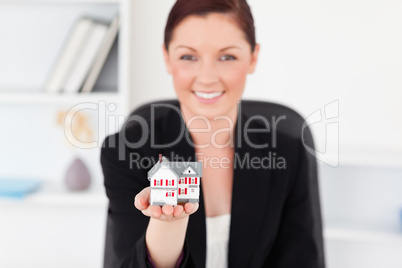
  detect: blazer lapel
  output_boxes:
[228,102,273,268]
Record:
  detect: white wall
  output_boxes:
[129,0,402,167]
[128,0,177,107]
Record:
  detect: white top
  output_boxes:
[205,213,231,268]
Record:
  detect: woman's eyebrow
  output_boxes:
[174,45,241,52]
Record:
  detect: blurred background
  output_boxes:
[0,0,401,267]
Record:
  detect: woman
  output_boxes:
[101,0,325,267]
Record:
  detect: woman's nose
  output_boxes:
[196,58,219,86]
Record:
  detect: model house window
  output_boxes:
[191,189,194,193]
[191,178,195,184]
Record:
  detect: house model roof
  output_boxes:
[147,156,202,181]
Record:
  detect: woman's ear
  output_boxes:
[162,43,173,75]
[248,43,260,74]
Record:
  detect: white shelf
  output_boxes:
[316,145,402,169]
[324,224,402,244]
[340,147,402,169]
[0,91,121,104]
[325,227,402,244]
[0,181,108,207]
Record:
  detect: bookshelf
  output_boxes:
[0,1,134,266]
[0,1,134,176]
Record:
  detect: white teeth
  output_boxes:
[194,91,223,99]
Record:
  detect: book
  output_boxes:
[81,16,119,93]
[44,18,93,93]
[63,20,108,93]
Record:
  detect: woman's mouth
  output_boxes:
[193,91,224,104]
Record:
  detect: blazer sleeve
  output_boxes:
[264,133,326,267]
[101,132,193,268]
[101,132,154,268]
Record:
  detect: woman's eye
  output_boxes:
[220,55,236,61]
[180,55,196,61]
[180,55,236,61]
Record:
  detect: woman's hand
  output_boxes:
[134,186,199,222]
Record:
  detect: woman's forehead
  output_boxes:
[174,13,240,33]
[170,13,247,49]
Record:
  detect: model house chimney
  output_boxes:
[159,154,162,163]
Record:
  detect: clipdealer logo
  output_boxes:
[302,100,339,167]
[129,151,286,170]
[61,100,339,168]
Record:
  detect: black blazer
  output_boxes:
[101,99,325,268]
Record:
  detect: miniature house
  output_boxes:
[147,154,202,206]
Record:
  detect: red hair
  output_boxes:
[164,0,256,52]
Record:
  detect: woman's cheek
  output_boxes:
[222,65,248,92]
[175,63,196,78]
[172,67,194,92]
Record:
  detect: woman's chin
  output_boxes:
[190,105,232,120]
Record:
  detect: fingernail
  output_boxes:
[187,204,193,212]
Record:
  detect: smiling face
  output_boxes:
[163,12,260,120]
